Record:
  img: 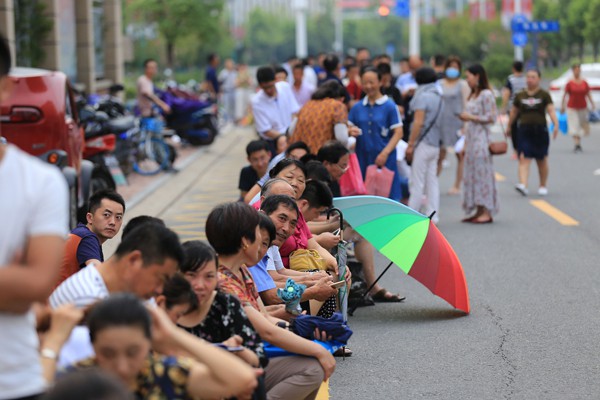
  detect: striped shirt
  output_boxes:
[505,73,527,104]
[49,264,108,309]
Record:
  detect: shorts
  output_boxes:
[518,124,549,160]
[566,108,589,136]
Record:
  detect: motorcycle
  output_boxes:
[79,105,133,190]
[158,87,219,146]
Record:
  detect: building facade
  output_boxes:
[0,0,124,93]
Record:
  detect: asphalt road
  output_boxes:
[330,127,600,399]
[109,123,600,400]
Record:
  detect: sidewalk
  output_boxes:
[104,125,255,256]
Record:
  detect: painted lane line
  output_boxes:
[316,380,329,400]
[529,200,579,226]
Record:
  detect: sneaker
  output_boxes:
[574,144,583,153]
[538,187,548,196]
[515,183,528,196]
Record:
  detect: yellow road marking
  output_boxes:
[495,172,506,182]
[530,200,579,226]
[316,380,329,400]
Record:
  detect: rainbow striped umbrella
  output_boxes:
[333,196,470,314]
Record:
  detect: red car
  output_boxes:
[0,67,93,227]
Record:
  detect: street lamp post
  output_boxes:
[409,0,420,56]
[293,0,308,58]
[333,0,343,53]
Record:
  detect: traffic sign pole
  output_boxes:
[409,0,420,56]
[514,0,524,62]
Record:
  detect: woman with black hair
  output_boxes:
[289,80,359,152]
[460,64,499,223]
[348,66,404,201]
[63,293,258,400]
[203,202,336,400]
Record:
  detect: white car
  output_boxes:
[549,63,600,109]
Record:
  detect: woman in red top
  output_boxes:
[561,64,596,152]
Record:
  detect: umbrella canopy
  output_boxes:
[333,195,470,314]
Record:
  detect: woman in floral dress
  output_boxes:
[460,64,499,224]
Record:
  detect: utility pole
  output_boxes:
[334,0,343,53]
[409,0,420,56]
[294,0,308,58]
[514,0,524,61]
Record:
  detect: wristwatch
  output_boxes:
[276,321,291,331]
[40,348,58,360]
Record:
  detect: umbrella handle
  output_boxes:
[348,261,394,316]
[327,207,345,234]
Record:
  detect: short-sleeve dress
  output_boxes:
[348,95,403,200]
[462,89,499,216]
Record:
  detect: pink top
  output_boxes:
[278,211,312,268]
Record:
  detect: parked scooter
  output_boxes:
[158,87,219,146]
[79,105,133,190]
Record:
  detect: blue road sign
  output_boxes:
[395,0,410,18]
[513,20,560,33]
[512,14,560,33]
[512,32,528,47]
[511,14,529,31]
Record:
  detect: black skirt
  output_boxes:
[518,124,550,160]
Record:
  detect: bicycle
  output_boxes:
[130,117,171,176]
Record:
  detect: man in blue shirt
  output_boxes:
[58,190,125,285]
[318,53,350,103]
[205,53,220,100]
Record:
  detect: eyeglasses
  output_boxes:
[335,163,349,173]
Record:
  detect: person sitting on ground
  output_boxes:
[49,224,184,367]
[58,190,125,287]
[120,215,165,239]
[254,159,339,273]
[205,202,335,399]
[53,294,258,399]
[251,196,339,308]
[239,139,271,200]
[313,141,406,303]
[244,141,311,204]
[155,273,198,324]
[255,180,331,287]
[42,370,133,400]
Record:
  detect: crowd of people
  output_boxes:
[0,24,583,399]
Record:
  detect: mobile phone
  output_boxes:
[213,343,245,352]
[330,280,345,289]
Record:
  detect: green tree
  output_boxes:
[128,0,226,67]
[244,9,294,64]
[563,0,588,60]
[584,0,600,61]
[14,0,53,67]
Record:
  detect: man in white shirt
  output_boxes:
[49,223,184,366]
[251,66,300,147]
[291,64,315,107]
[0,34,69,400]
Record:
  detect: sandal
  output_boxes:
[333,347,353,357]
[371,289,406,303]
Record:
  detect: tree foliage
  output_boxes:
[14,0,53,67]
[127,0,226,67]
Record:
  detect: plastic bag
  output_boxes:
[364,165,394,198]
[339,153,367,196]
